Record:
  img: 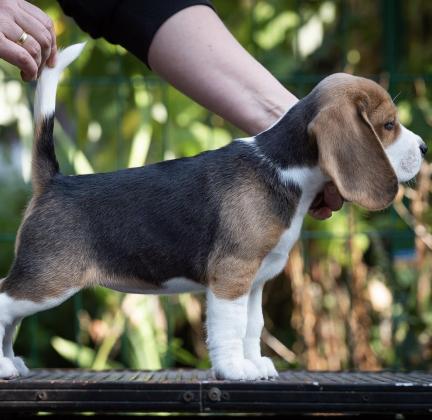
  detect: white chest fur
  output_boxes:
[252,166,326,289]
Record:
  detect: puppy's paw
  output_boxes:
[213,357,263,381]
[248,356,278,379]
[12,357,29,376]
[0,357,19,379]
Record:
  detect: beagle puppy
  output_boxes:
[0,44,426,380]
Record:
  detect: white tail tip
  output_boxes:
[54,42,86,73]
[34,42,86,121]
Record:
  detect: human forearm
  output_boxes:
[148,5,298,135]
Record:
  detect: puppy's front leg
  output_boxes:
[243,285,278,378]
[206,289,262,380]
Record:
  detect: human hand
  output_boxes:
[0,0,57,81]
[309,182,344,220]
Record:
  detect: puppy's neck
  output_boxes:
[254,94,320,169]
[251,95,328,208]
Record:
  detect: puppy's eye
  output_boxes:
[384,121,395,131]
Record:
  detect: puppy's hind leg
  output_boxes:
[0,273,81,379]
[0,278,16,378]
[3,318,28,376]
[0,291,25,379]
[1,278,24,373]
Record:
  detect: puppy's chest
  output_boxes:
[252,167,325,288]
[252,204,306,288]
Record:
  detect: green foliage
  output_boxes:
[0,0,432,371]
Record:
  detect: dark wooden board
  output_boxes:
[0,369,431,415]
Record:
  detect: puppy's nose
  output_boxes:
[420,143,428,156]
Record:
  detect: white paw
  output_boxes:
[213,357,263,380]
[248,356,278,379]
[12,357,29,376]
[0,357,19,379]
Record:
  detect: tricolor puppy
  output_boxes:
[0,44,426,380]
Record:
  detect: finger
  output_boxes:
[20,0,54,30]
[20,33,42,68]
[3,21,42,68]
[0,34,37,80]
[15,9,52,68]
[323,183,344,211]
[19,0,57,67]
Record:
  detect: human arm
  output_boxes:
[148,5,297,135]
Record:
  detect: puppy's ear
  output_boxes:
[308,94,398,210]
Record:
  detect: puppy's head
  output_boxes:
[308,73,426,210]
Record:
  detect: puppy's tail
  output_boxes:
[32,42,85,195]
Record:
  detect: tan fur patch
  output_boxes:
[4,258,158,302]
[208,255,262,299]
[82,264,157,293]
[207,174,285,300]
[2,189,99,301]
[316,73,400,146]
[5,270,80,301]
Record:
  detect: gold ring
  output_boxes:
[17,31,28,45]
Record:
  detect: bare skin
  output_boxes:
[148,6,343,218]
[0,0,57,80]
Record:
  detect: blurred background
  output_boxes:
[0,0,431,372]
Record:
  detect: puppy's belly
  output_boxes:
[107,277,206,295]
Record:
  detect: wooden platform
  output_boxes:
[0,369,432,416]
